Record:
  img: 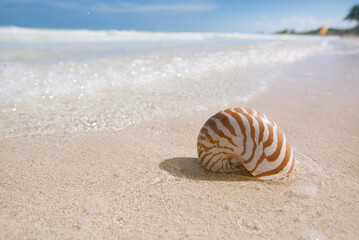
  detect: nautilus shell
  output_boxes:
[197,107,296,180]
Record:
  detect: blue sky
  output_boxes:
[0,0,357,33]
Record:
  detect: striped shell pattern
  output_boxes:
[197,107,296,180]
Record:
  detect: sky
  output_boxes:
[0,0,358,33]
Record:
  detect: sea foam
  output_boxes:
[0,26,332,42]
[0,27,332,138]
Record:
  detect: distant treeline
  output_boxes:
[276,25,359,36]
[276,4,359,36]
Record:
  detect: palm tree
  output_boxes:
[345,5,359,24]
[345,5,359,33]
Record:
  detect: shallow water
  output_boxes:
[0,27,351,138]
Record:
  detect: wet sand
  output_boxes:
[1,52,359,239]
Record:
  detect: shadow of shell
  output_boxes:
[159,157,257,182]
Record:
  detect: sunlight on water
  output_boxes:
[0,27,336,138]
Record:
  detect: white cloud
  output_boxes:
[0,0,37,2]
[48,1,78,9]
[280,16,321,32]
[0,0,217,13]
[281,16,357,32]
[327,16,357,29]
[90,2,217,13]
[256,15,356,33]
[260,14,268,20]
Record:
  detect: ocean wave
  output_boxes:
[0,39,329,106]
[0,26,337,42]
[0,28,334,138]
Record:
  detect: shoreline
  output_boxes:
[1,52,359,239]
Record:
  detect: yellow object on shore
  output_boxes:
[319,23,328,35]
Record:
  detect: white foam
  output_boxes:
[0,27,333,138]
[0,40,329,107]
[0,26,337,42]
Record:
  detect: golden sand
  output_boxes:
[1,53,358,239]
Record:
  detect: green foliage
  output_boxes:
[275,5,359,35]
[275,29,295,34]
[345,5,359,21]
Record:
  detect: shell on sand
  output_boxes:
[197,107,296,180]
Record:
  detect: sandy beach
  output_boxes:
[1,38,359,239]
